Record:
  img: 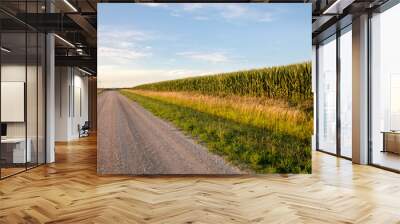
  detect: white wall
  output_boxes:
[55,67,89,141]
[71,73,89,138]
[1,65,35,138]
[1,82,25,122]
[1,65,26,139]
[55,66,70,141]
[1,63,46,164]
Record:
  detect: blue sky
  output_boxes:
[98,3,311,88]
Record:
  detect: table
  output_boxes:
[1,138,31,163]
[381,131,400,154]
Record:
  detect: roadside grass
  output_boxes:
[127,90,312,142]
[97,89,104,95]
[121,90,312,173]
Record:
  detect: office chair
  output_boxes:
[79,121,90,138]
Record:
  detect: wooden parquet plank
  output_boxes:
[0,134,399,223]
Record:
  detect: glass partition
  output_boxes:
[0,1,46,179]
[38,32,46,165]
[27,30,38,169]
[1,31,28,177]
[339,26,352,158]
[370,3,400,171]
[317,35,337,154]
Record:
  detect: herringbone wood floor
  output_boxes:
[0,134,400,224]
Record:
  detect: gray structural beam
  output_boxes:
[351,14,369,164]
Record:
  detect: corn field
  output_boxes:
[134,62,312,103]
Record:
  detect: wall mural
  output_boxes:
[97,3,312,174]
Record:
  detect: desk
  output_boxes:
[381,131,400,154]
[1,138,31,163]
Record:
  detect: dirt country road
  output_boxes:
[97,91,243,175]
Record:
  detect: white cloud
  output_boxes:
[99,28,152,48]
[138,3,167,8]
[98,66,217,88]
[182,3,205,11]
[177,51,230,63]
[170,12,181,17]
[219,4,275,23]
[258,14,273,22]
[177,4,276,23]
[98,26,154,65]
[129,3,276,23]
[99,47,150,60]
[219,4,246,19]
[194,16,209,21]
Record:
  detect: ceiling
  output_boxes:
[1,0,395,74]
[0,0,97,74]
[311,0,391,44]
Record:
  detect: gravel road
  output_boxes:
[97,91,244,175]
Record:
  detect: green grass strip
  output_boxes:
[121,90,311,174]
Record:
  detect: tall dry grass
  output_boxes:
[121,90,312,173]
[126,89,312,142]
[121,62,313,173]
